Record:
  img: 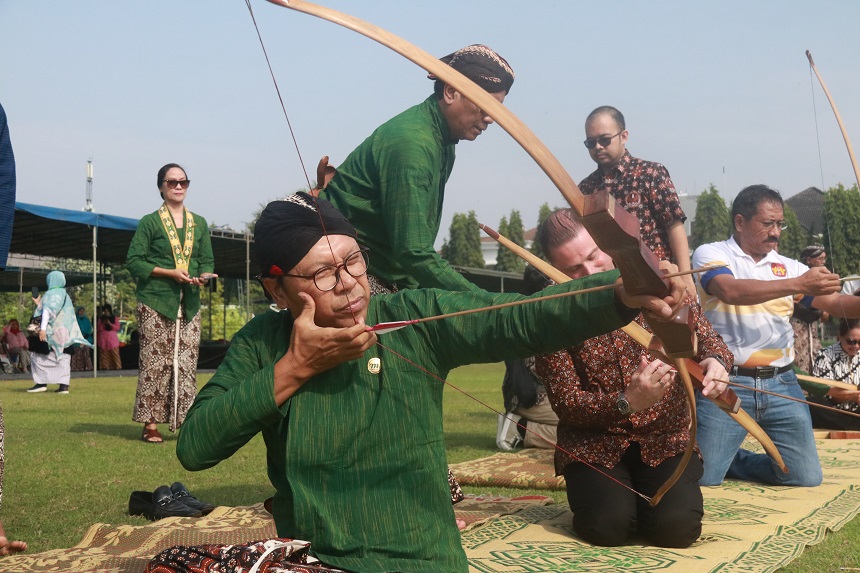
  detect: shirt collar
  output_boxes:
[600,150,632,176]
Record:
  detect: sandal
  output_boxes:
[142,427,163,444]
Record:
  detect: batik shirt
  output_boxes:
[812,343,860,413]
[535,300,733,473]
[178,272,637,573]
[579,150,686,263]
[325,96,479,292]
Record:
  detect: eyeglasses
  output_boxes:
[162,179,191,189]
[281,248,370,292]
[843,338,860,346]
[755,219,787,231]
[583,131,623,149]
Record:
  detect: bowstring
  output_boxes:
[244,0,342,276]
[244,0,651,502]
[245,0,313,192]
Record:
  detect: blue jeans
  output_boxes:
[696,370,822,486]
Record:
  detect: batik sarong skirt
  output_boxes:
[132,302,201,432]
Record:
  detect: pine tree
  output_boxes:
[529,203,553,259]
[690,185,731,250]
[505,210,526,273]
[494,216,513,271]
[495,210,527,272]
[441,211,485,268]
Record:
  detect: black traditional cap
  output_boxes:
[428,44,515,94]
[254,192,356,278]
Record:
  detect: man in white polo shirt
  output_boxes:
[692,184,860,486]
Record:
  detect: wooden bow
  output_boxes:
[806,50,860,190]
[263,0,785,503]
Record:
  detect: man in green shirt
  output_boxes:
[177,193,684,573]
[325,44,514,292]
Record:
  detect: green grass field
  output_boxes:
[0,363,855,571]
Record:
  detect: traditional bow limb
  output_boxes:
[721,379,860,420]
[309,156,337,198]
[806,50,860,190]
[265,0,703,503]
[796,373,860,392]
[479,223,789,475]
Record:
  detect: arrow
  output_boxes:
[365,264,725,335]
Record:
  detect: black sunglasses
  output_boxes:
[583,131,623,150]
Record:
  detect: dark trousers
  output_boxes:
[563,443,703,548]
[808,396,860,431]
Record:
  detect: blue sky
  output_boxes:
[2,1,859,247]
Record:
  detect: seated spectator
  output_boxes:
[809,318,860,431]
[71,307,93,372]
[2,319,30,374]
[496,266,558,450]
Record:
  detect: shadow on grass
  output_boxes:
[68,422,178,442]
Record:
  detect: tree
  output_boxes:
[494,215,512,271]
[495,210,526,273]
[529,203,553,259]
[823,183,860,277]
[441,211,485,268]
[777,204,809,262]
[690,185,731,250]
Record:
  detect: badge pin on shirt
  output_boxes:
[368,357,381,374]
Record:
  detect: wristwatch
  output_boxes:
[616,392,632,416]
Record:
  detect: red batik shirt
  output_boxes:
[535,300,733,474]
[579,150,686,263]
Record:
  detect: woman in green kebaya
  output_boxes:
[127,163,215,444]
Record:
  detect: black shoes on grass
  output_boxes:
[128,483,216,521]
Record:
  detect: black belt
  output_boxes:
[731,363,794,379]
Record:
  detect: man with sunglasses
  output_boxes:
[692,184,860,487]
[325,44,514,294]
[579,106,693,293]
[177,192,687,573]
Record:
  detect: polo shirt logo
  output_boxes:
[771,263,787,277]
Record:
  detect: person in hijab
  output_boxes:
[70,307,93,372]
[27,271,91,394]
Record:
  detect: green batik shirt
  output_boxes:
[325,95,480,292]
[126,210,215,319]
[177,270,636,573]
